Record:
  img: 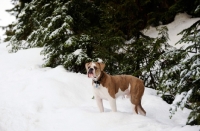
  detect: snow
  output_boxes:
[73,49,82,56]
[51,15,61,22]
[49,28,60,39]
[18,10,26,18]
[0,41,200,131]
[143,13,200,48]
[65,37,73,46]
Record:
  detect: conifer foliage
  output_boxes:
[158,20,200,125]
[172,20,200,125]
[8,0,177,74]
[9,0,98,72]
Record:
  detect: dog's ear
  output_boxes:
[85,62,90,70]
[98,62,105,71]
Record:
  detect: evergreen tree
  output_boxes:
[141,26,172,89]
[158,20,200,125]
[8,0,197,75]
[173,20,200,125]
[4,0,32,42]
[153,3,200,125]
[8,0,102,72]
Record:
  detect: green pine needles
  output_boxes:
[158,20,200,125]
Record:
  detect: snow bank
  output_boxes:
[143,13,200,48]
[0,42,199,131]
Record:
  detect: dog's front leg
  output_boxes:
[108,98,117,112]
[95,96,104,112]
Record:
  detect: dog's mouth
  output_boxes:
[88,69,95,78]
[88,72,94,78]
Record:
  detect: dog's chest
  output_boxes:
[93,84,111,100]
[93,84,129,100]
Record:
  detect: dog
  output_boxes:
[85,62,146,116]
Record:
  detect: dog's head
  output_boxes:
[85,62,105,79]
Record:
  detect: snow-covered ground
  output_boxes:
[0,42,199,131]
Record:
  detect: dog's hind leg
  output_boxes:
[132,104,138,114]
[137,103,146,116]
[130,79,146,116]
[132,101,146,116]
[131,98,146,116]
[108,98,117,112]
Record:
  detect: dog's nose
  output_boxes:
[88,68,94,73]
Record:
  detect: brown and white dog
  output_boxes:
[85,62,146,116]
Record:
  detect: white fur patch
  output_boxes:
[93,84,117,112]
[115,84,130,98]
[93,84,130,100]
[91,62,96,68]
[93,84,111,100]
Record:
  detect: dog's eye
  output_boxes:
[94,66,97,70]
[88,66,90,69]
